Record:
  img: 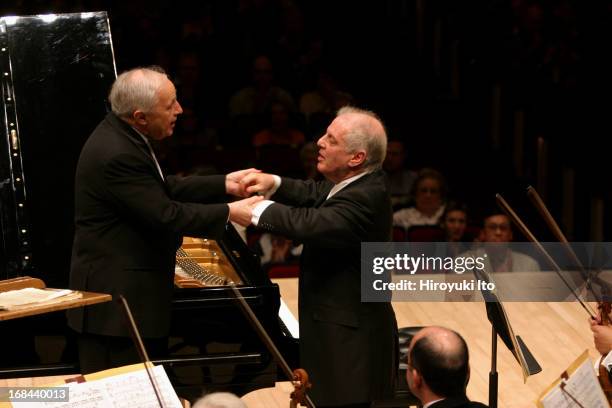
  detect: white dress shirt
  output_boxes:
[133,128,164,180]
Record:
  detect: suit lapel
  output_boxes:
[106,113,166,185]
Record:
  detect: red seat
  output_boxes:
[266,264,300,279]
[392,227,406,241]
[405,225,445,242]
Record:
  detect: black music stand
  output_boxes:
[478,275,542,408]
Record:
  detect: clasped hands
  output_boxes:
[225,168,275,227]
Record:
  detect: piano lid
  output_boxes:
[0,12,116,285]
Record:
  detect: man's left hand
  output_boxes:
[226,168,261,197]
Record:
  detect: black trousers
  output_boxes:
[77,332,167,374]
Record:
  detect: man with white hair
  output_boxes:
[67,66,261,374]
[237,107,398,407]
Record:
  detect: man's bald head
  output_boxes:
[408,326,470,398]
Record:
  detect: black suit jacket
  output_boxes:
[429,396,489,408]
[258,170,398,406]
[67,113,229,338]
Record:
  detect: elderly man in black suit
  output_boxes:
[67,66,261,374]
[406,326,488,408]
[237,106,398,407]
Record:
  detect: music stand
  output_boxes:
[476,269,542,408]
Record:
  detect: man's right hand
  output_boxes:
[240,173,276,195]
[228,195,263,227]
[226,168,261,197]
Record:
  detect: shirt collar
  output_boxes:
[326,171,370,199]
[423,398,444,408]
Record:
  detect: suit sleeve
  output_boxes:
[166,174,227,203]
[104,153,228,238]
[259,188,379,247]
[273,177,332,207]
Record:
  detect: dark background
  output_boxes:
[2,0,612,241]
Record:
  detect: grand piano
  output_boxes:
[0,11,298,400]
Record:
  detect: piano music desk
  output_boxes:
[0,277,111,321]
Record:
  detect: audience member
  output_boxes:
[252,101,305,147]
[383,139,417,210]
[406,326,488,408]
[393,168,447,230]
[229,55,295,118]
[475,210,539,273]
[446,209,539,301]
[299,70,354,123]
[441,202,469,242]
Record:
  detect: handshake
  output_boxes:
[224,168,275,227]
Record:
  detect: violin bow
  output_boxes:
[495,193,596,318]
[526,186,608,305]
[118,295,165,408]
[227,282,316,408]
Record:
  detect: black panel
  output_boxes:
[0,12,115,285]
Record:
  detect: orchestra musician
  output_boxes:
[67,66,261,374]
[236,106,398,408]
[406,326,488,408]
[591,311,612,355]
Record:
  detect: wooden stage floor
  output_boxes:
[0,278,598,408]
[242,278,598,408]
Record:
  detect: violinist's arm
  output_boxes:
[590,319,612,354]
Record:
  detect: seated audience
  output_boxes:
[228,55,296,145]
[393,168,447,230]
[406,326,488,408]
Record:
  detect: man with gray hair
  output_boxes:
[235,107,398,407]
[67,66,261,374]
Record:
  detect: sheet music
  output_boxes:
[0,288,79,310]
[11,365,182,408]
[539,353,608,408]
